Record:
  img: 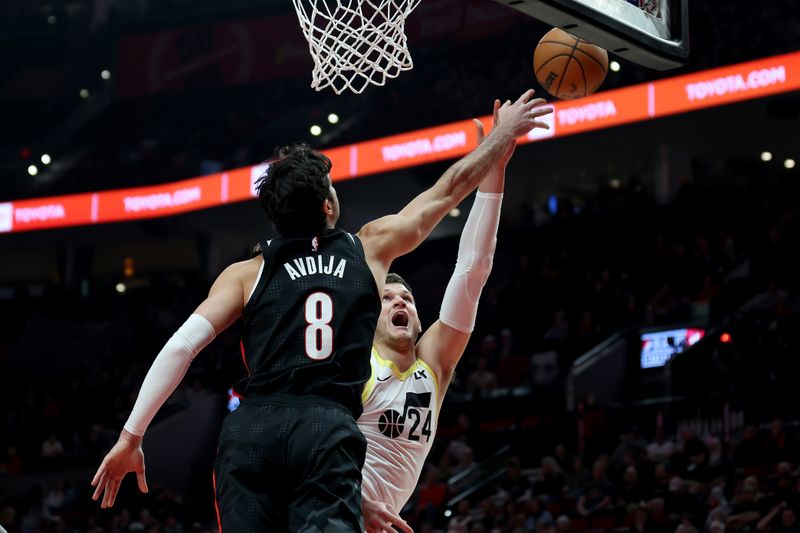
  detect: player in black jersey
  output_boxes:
[90,89,552,532]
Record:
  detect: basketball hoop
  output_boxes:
[292,0,422,94]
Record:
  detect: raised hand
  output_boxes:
[495,89,553,138]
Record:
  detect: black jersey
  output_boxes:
[235,228,380,418]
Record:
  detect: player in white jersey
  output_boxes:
[359,100,533,533]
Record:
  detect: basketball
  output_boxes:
[533,27,609,100]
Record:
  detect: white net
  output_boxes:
[292,0,422,94]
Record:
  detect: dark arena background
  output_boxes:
[1,0,800,531]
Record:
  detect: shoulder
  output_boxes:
[222,255,264,276]
[215,256,264,288]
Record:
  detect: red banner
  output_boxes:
[0,194,94,233]
[654,52,800,117]
[3,52,799,233]
[96,175,223,223]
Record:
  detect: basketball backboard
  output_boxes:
[491,0,689,70]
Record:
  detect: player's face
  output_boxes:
[377,283,422,346]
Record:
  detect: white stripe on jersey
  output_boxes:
[358,347,439,513]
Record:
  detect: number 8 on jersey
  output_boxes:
[305,292,334,360]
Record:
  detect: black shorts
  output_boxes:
[213,393,367,533]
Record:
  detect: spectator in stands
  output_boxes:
[727,478,764,531]
[765,419,790,464]
[0,446,21,476]
[500,456,531,502]
[452,448,482,493]
[611,426,648,469]
[577,460,615,517]
[493,500,526,532]
[543,311,569,342]
[534,456,565,499]
[649,462,672,500]
[736,426,767,467]
[675,516,699,533]
[583,393,610,453]
[757,504,798,533]
[416,465,449,525]
[684,441,714,484]
[706,485,732,528]
[467,356,498,397]
[498,328,514,359]
[665,477,701,522]
[565,455,591,496]
[629,504,651,533]
[535,515,557,533]
[448,499,473,533]
[647,427,677,462]
[40,434,65,469]
[619,466,648,506]
[474,497,498,531]
[553,444,569,471]
[771,463,796,505]
[523,498,554,531]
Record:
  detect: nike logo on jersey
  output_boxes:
[377,375,391,382]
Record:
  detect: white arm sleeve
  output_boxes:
[439,191,502,333]
[123,314,216,436]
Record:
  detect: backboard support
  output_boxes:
[491,0,689,70]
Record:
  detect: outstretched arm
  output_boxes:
[91,258,257,508]
[357,90,551,288]
[418,101,508,399]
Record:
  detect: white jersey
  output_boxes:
[358,347,439,512]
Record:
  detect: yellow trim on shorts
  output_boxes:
[361,348,378,404]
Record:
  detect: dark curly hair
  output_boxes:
[255,144,333,237]
[386,272,413,295]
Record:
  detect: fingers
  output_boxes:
[101,477,118,508]
[91,471,106,501]
[527,106,554,119]
[379,507,413,533]
[516,88,536,104]
[493,99,501,126]
[524,98,550,111]
[137,469,149,493]
[394,517,414,533]
[91,464,104,488]
[108,479,121,508]
[473,119,485,144]
[531,121,551,130]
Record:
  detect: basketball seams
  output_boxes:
[554,35,581,99]
[535,53,575,76]
[573,56,588,97]
[537,40,581,48]
[573,46,608,72]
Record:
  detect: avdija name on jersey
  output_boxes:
[283,255,347,280]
